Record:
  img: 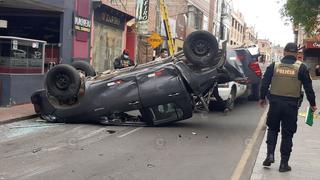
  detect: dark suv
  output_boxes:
[233,46,262,100]
[31,31,233,126]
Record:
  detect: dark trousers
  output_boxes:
[266,100,298,156]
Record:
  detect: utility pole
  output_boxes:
[208,0,216,34]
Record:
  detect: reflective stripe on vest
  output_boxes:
[269,61,302,98]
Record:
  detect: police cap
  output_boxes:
[284,43,298,53]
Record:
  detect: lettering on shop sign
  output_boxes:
[136,0,149,21]
[74,16,91,33]
[101,13,121,26]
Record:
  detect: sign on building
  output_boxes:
[74,16,91,32]
[136,0,149,21]
[136,0,149,35]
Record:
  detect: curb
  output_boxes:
[0,114,38,125]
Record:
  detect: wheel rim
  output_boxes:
[55,73,71,90]
[191,39,209,56]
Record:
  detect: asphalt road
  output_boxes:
[0,101,266,180]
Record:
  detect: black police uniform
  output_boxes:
[260,54,316,171]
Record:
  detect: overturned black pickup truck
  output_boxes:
[31,31,244,126]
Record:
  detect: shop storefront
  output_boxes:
[92,3,134,72]
[0,0,90,106]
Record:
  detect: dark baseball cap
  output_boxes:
[284,43,298,53]
[123,49,129,55]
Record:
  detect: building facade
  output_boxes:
[124,0,216,64]
[243,26,258,46]
[0,0,134,106]
[229,10,245,47]
[271,45,284,63]
[91,0,134,72]
[212,0,231,43]
[0,0,79,106]
[257,39,272,63]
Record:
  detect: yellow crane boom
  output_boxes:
[159,0,175,56]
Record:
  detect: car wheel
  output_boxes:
[183,31,219,68]
[225,88,236,110]
[45,64,81,101]
[71,60,96,77]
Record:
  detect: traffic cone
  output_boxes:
[305,107,314,126]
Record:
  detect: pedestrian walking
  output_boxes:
[114,49,135,69]
[259,42,317,172]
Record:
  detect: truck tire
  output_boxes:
[225,88,236,110]
[183,31,219,68]
[71,60,96,77]
[45,64,81,101]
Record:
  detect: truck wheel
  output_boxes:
[225,88,236,110]
[183,31,219,68]
[45,64,81,101]
[71,60,96,77]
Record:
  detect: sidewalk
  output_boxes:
[250,82,320,180]
[0,103,37,124]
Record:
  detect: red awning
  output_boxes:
[305,40,320,49]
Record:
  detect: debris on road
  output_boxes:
[147,164,155,168]
[192,132,197,135]
[178,134,182,138]
[106,130,116,134]
[32,147,42,153]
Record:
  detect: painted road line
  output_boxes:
[78,128,106,141]
[78,128,106,140]
[117,127,143,138]
[230,108,268,180]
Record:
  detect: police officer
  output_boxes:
[259,42,317,172]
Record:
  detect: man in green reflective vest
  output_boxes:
[259,42,317,172]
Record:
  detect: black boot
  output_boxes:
[263,145,275,166]
[279,155,291,172]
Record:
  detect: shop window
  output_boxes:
[0,37,45,74]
